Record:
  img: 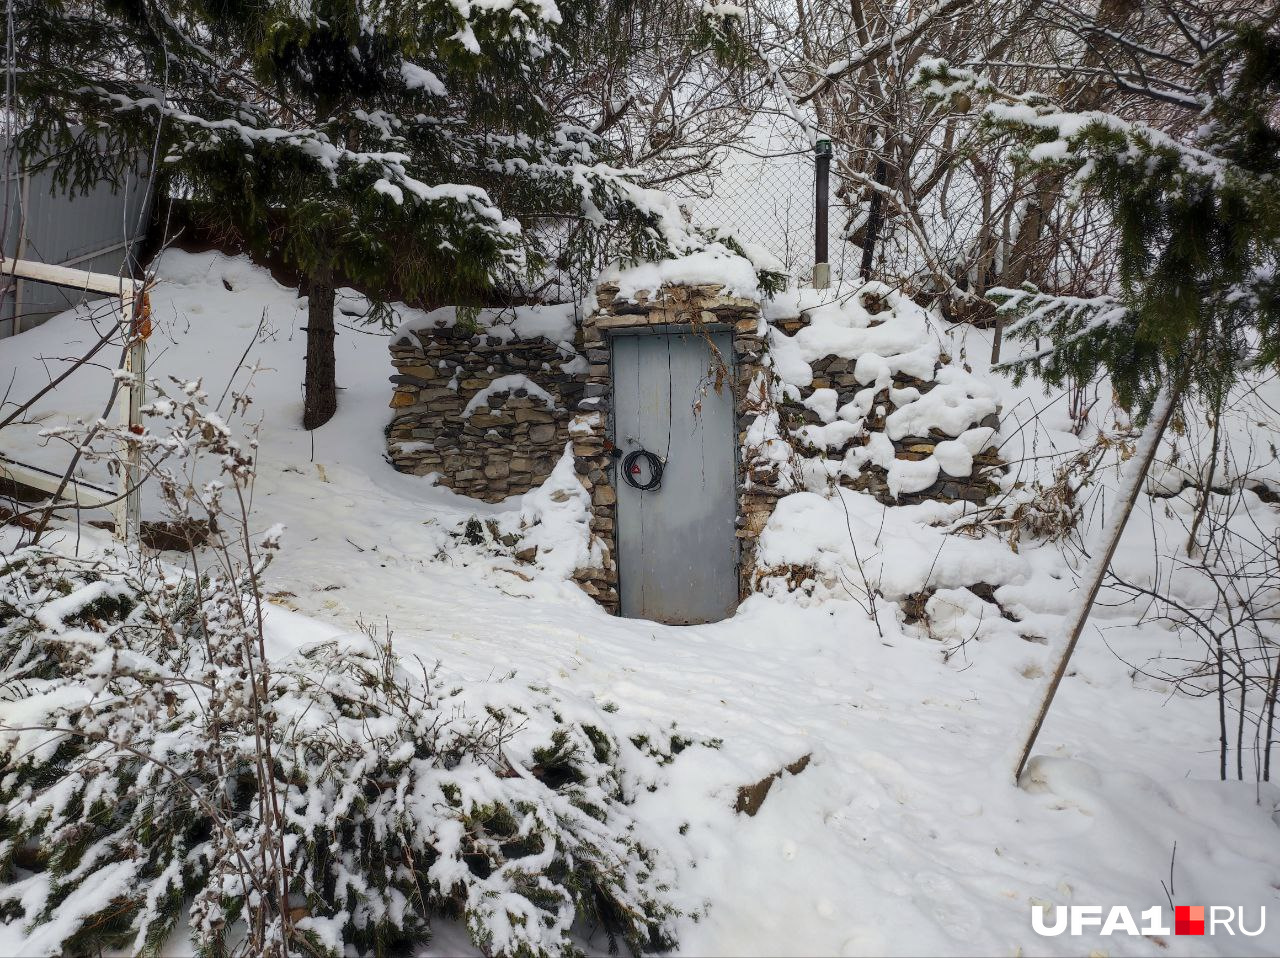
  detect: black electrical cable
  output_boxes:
[621,448,664,491]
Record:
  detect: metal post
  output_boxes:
[13,170,31,334]
[813,138,832,290]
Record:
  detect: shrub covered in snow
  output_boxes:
[0,373,678,956]
[0,546,679,957]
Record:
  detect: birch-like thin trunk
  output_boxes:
[860,157,888,281]
[1013,384,1180,782]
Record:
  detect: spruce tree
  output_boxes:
[921,21,1280,415]
[918,15,1280,779]
[8,0,713,428]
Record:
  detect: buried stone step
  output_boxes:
[734,753,812,816]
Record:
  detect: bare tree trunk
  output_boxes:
[302,266,337,431]
[859,157,887,281]
[1263,642,1280,781]
[1215,630,1228,780]
[1185,404,1222,555]
[989,313,1006,365]
[992,186,1049,363]
[1237,662,1247,780]
[1014,384,1180,782]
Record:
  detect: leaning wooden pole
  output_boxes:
[1013,383,1180,783]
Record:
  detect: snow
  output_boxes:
[510,447,598,579]
[983,99,1225,180]
[372,177,404,204]
[756,488,1028,601]
[886,453,941,496]
[601,244,761,302]
[461,374,558,417]
[389,439,433,454]
[733,239,785,275]
[19,860,141,957]
[3,250,1280,956]
[885,365,999,441]
[702,1,747,21]
[769,284,1000,492]
[33,580,121,633]
[399,61,447,96]
[802,387,838,423]
[393,301,579,347]
[931,438,973,477]
[797,418,862,452]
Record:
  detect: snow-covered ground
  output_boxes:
[2,250,1279,956]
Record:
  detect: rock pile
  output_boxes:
[767,288,1006,507]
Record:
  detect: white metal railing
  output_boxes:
[0,257,147,542]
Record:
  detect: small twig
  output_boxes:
[1160,841,1178,909]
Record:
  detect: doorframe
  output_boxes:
[567,281,781,620]
[607,324,741,622]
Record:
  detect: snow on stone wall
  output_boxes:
[749,284,1009,604]
[386,307,586,502]
[766,283,1004,507]
[385,269,1006,615]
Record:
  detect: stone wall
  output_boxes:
[771,291,1004,507]
[384,283,1005,619]
[568,282,775,613]
[780,354,1003,506]
[386,325,584,502]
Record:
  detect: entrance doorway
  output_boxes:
[611,329,738,624]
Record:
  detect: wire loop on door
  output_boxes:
[621,448,664,491]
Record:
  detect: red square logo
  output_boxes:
[1176,905,1205,935]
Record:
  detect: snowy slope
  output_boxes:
[2,250,1278,957]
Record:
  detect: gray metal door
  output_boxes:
[612,329,738,624]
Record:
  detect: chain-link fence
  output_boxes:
[521,153,855,299]
[672,154,854,282]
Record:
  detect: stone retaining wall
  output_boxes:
[781,353,1003,506]
[385,284,1005,618]
[386,326,584,502]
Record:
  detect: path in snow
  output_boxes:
[3,250,1277,956]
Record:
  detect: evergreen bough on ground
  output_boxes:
[0,547,679,957]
